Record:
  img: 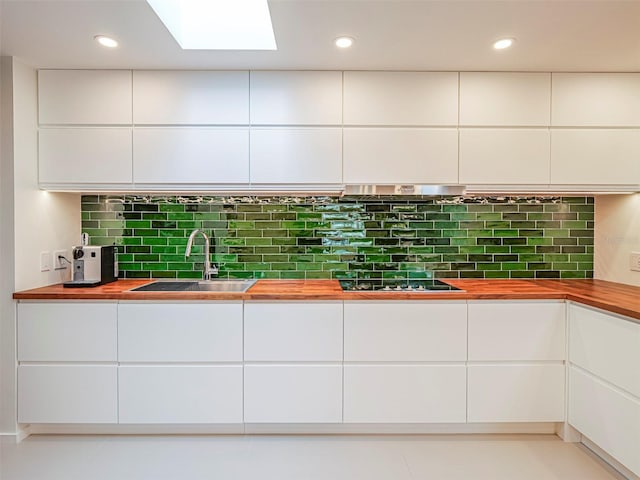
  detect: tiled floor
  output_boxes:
[0,434,625,480]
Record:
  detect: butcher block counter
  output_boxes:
[13,278,640,322]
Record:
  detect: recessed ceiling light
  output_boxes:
[146,0,276,50]
[94,35,118,48]
[335,36,354,48]
[493,38,515,50]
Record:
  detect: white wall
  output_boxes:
[0,58,80,435]
[0,57,17,435]
[594,194,640,287]
[12,59,80,292]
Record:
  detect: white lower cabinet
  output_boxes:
[569,367,640,476]
[568,304,640,476]
[118,366,243,424]
[344,365,466,423]
[467,365,565,422]
[18,365,117,424]
[118,302,243,363]
[244,365,342,423]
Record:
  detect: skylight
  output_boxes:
[146,0,277,50]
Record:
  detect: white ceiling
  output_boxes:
[1,0,640,71]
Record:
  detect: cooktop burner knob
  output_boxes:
[417,285,425,290]
[383,286,392,291]
[395,285,403,291]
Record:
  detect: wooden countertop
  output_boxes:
[13,278,640,322]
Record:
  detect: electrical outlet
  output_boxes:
[54,250,69,270]
[631,252,640,272]
[40,251,51,272]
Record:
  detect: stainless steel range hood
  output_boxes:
[342,185,466,196]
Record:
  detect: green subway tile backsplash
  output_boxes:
[81,195,594,280]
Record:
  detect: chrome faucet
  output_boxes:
[185,229,218,280]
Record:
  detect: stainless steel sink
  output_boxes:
[129,279,257,293]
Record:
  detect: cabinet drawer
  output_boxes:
[344,365,466,423]
[344,301,466,361]
[249,128,342,184]
[468,301,565,361]
[18,365,117,424]
[118,303,243,362]
[119,366,243,424]
[18,302,117,361]
[244,365,342,423]
[39,128,133,184]
[467,365,565,423]
[569,304,640,397]
[133,128,249,184]
[569,366,640,476]
[244,302,342,361]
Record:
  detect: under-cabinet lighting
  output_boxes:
[146,0,277,50]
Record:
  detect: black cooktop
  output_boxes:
[339,279,463,292]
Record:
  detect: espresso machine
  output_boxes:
[63,245,118,287]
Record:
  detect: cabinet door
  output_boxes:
[18,365,117,423]
[250,71,342,125]
[133,128,249,184]
[344,365,466,423]
[569,366,640,476]
[133,70,249,125]
[244,302,342,361]
[343,128,458,184]
[39,128,132,184]
[550,129,640,185]
[459,129,550,185]
[459,72,550,126]
[468,301,565,361]
[249,128,342,184]
[118,302,243,362]
[244,365,342,423]
[18,302,117,362]
[467,365,565,422]
[38,70,132,125]
[569,304,640,397]
[119,366,243,424]
[552,73,640,126]
[343,72,458,126]
[344,301,466,361]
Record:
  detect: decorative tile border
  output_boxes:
[81,195,594,280]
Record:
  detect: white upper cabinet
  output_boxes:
[133,127,249,184]
[343,128,458,184]
[38,70,132,125]
[133,71,249,125]
[459,129,550,185]
[459,72,551,126]
[250,71,342,125]
[343,72,458,126]
[550,129,640,185]
[552,73,640,126]
[249,128,342,184]
[39,128,133,185]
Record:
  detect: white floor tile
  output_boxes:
[0,434,625,480]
